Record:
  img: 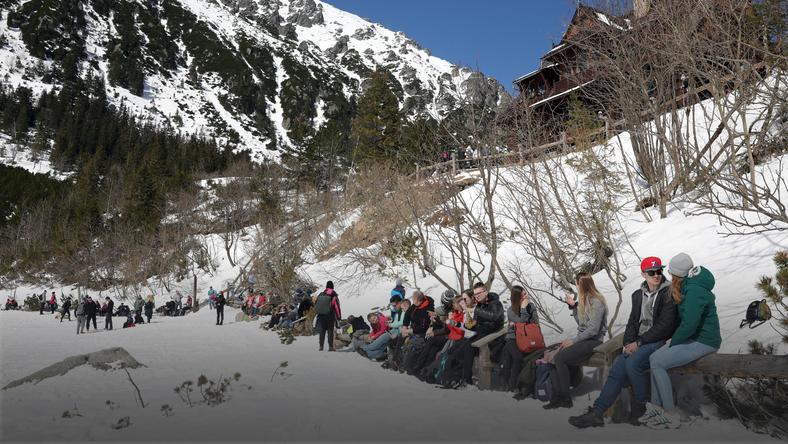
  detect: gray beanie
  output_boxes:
[668,253,694,278]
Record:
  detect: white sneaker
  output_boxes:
[638,402,663,424]
[645,410,682,429]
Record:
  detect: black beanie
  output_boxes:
[326,281,334,289]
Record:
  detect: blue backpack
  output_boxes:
[534,363,558,402]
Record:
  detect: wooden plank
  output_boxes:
[594,333,625,355]
[471,328,507,348]
[673,353,788,379]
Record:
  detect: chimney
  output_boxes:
[634,0,650,19]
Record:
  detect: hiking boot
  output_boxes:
[356,348,368,358]
[629,401,646,426]
[328,347,336,352]
[512,390,531,401]
[543,396,573,409]
[319,346,324,351]
[569,407,604,428]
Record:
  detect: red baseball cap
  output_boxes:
[640,256,664,272]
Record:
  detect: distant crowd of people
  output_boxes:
[307,253,721,430]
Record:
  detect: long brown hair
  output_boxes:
[670,276,684,304]
[511,285,525,312]
[575,272,606,321]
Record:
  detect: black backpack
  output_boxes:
[740,299,771,329]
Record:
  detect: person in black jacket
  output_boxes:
[215,291,226,325]
[60,297,72,322]
[84,296,98,331]
[399,291,435,374]
[569,256,678,428]
[105,297,114,330]
[144,297,155,323]
[458,282,504,386]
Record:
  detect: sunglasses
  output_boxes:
[645,269,663,277]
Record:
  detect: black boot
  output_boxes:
[629,401,646,426]
[569,407,604,428]
[543,396,573,409]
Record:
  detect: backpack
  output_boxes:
[740,299,771,329]
[534,363,558,402]
[315,292,332,316]
[402,336,427,375]
[435,352,464,388]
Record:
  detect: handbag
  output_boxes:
[515,322,545,353]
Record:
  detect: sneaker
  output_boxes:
[569,407,604,428]
[638,402,663,424]
[543,397,573,410]
[645,410,681,429]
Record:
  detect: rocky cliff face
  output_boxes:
[0,0,509,162]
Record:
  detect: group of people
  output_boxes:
[308,252,721,430]
[4,296,19,310]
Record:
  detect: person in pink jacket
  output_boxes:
[359,312,391,360]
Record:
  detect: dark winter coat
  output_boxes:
[62,299,72,311]
[144,301,154,317]
[84,300,98,316]
[106,300,114,316]
[405,296,435,336]
[215,294,226,309]
[623,278,679,346]
[297,298,312,318]
[671,266,721,349]
[473,292,505,335]
[349,316,371,333]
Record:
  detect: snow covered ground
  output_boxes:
[0,308,777,442]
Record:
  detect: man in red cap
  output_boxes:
[569,256,679,429]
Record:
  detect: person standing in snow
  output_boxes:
[144,296,155,323]
[75,298,86,335]
[639,253,720,429]
[38,293,45,315]
[173,291,183,316]
[215,291,226,325]
[105,297,114,330]
[207,286,216,310]
[49,292,57,314]
[60,296,72,322]
[84,296,98,331]
[570,257,678,428]
[314,281,341,351]
[133,295,144,323]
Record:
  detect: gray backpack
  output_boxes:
[315,292,332,316]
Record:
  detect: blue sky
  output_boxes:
[325,0,578,93]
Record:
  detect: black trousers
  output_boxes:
[413,335,448,373]
[553,339,601,398]
[50,304,55,314]
[61,308,70,322]
[87,313,97,330]
[39,301,44,315]
[316,314,334,349]
[502,339,524,390]
[216,306,224,324]
[105,314,113,330]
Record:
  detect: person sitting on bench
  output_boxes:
[569,256,678,428]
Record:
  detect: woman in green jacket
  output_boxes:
[641,253,720,429]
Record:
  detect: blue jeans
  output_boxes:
[209,299,214,309]
[363,333,392,359]
[650,341,718,411]
[593,341,664,413]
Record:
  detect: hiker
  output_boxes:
[144,296,155,323]
[296,294,312,318]
[49,292,57,314]
[639,253,721,429]
[456,283,504,386]
[501,285,540,392]
[172,291,183,316]
[84,296,98,331]
[435,289,456,317]
[544,272,608,410]
[133,295,144,322]
[315,281,341,351]
[570,257,679,428]
[391,278,406,300]
[359,312,391,360]
[39,293,45,314]
[399,291,435,374]
[104,297,114,330]
[336,314,372,349]
[75,298,86,334]
[278,305,299,329]
[60,297,72,322]
[208,286,216,310]
[410,300,453,376]
[4,296,18,310]
[114,303,130,318]
[384,299,411,370]
[123,313,135,328]
[215,291,226,325]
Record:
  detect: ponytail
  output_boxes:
[670,276,683,304]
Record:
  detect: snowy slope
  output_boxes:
[0,0,508,164]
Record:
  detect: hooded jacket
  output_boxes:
[671,266,721,349]
[473,292,505,336]
[388,309,405,335]
[623,277,678,345]
[405,296,434,336]
[368,313,390,340]
[446,310,466,341]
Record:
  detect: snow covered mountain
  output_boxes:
[0,0,509,162]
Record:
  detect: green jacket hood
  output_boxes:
[683,266,715,293]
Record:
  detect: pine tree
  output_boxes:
[757,251,788,343]
[350,68,403,164]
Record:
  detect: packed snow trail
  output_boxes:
[0,308,777,442]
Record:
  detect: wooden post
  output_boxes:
[415,165,420,181]
[193,274,198,309]
[605,118,610,139]
[451,158,456,176]
[561,132,567,152]
[477,345,493,390]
